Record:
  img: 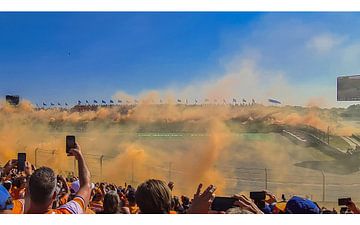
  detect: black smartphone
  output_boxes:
[250,191,266,200]
[66,135,76,155]
[17,153,26,171]
[211,197,237,212]
[338,197,351,206]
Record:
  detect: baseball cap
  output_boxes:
[0,184,14,211]
[285,196,320,214]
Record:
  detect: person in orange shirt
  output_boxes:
[10,177,26,200]
[11,199,24,214]
[24,142,91,214]
[126,190,139,214]
[89,190,103,213]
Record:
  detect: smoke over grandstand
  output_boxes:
[1,88,359,197]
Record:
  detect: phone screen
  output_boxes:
[66,135,76,155]
[211,197,237,212]
[18,153,26,171]
[338,197,351,206]
[250,191,266,200]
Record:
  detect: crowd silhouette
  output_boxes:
[1,142,360,214]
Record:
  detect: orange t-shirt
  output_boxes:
[46,196,85,214]
[129,205,139,214]
[89,200,103,213]
[12,199,25,214]
[85,207,96,214]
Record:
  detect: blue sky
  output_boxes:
[0,12,360,107]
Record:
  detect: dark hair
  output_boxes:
[29,167,56,205]
[12,178,21,188]
[103,190,120,214]
[126,190,136,204]
[181,195,190,205]
[92,192,102,202]
[135,179,171,214]
[2,182,11,191]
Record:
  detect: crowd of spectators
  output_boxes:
[1,142,360,214]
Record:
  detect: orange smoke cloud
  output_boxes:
[0,96,358,197]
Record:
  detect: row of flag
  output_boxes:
[37,98,255,106]
[37,100,122,107]
[35,98,281,107]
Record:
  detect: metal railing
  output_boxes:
[33,148,360,202]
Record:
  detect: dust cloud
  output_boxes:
[0,92,358,197]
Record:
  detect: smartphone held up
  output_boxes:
[211,197,237,212]
[66,135,76,156]
[17,153,26,171]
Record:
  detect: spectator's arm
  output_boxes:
[347,200,360,214]
[69,143,91,207]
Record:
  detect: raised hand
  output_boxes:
[187,183,216,214]
[233,194,263,214]
[263,190,277,204]
[347,200,360,214]
[24,161,34,176]
[3,159,18,175]
[68,142,83,160]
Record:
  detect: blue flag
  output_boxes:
[102,100,106,104]
[65,103,68,106]
[50,102,54,106]
[78,100,81,105]
[43,102,47,106]
[94,100,98,104]
[110,100,114,104]
[86,100,89,104]
[268,99,281,104]
[57,103,61,106]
